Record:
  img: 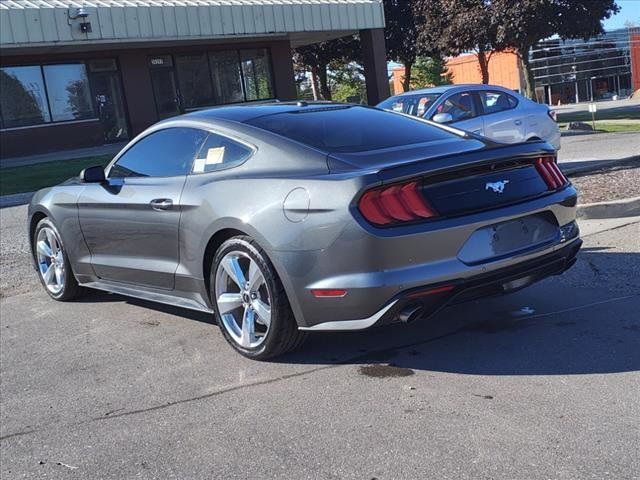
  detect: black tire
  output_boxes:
[33,218,84,301]
[210,236,307,360]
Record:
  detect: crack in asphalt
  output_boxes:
[2,293,636,443]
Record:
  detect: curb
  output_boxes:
[560,130,600,137]
[561,155,640,176]
[0,191,34,209]
[576,196,640,220]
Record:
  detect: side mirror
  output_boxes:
[432,112,453,124]
[79,165,106,183]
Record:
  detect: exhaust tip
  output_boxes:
[398,304,424,324]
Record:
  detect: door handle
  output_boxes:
[514,120,522,126]
[150,198,173,211]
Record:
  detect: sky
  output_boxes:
[604,0,640,30]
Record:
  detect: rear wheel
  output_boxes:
[210,236,306,359]
[33,218,83,301]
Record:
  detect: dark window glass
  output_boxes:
[192,133,253,173]
[434,92,478,122]
[209,51,244,104]
[378,93,441,117]
[175,53,215,109]
[247,106,454,153]
[240,49,274,101]
[479,90,517,114]
[43,64,95,122]
[0,66,51,128]
[109,127,208,178]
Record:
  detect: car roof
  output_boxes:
[183,101,351,124]
[393,84,517,97]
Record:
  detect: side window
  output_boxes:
[192,133,253,174]
[479,91,518,114]
[434,92,478,122]
[109,127,207,178]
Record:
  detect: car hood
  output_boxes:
[326,136,488,172]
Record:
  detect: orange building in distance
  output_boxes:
[391,51,523,95]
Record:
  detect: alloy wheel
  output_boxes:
[215,251,272,348]
[36,227,66,295]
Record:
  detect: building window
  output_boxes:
[0,63,96,129]
[0,66,51,128]
[155,48,274,112]
[240,49,274,101]
[175,53,215,109]
[43,64,94,122]
[209,51,244,104]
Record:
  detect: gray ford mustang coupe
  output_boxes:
[28,102,581,359]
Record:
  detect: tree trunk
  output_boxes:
[518,49,536,100]
[310,66,320,100]
[477,49,490,84]
[317,66,332,101]
[402,61,413,92]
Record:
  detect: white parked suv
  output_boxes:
[378,84,561,150]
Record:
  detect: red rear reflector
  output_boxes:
[312,289,347,298]
[358,180,437,226]
[535,156,566,190]
[407,285,455,298]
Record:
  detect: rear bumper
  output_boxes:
[299,236,581,331]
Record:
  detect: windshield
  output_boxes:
[246,105,455,153]
[377,93,442,117]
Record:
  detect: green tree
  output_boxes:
[414,0,503,84]
[384,0,420,92]
[330,62,367,103]
[409,57,452,89]
[293,36,360,100]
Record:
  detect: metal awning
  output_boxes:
[0,0,385,50]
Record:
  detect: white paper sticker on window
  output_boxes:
[193,146,226,173]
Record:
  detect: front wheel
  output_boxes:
[33,218,83,301]
[210,236,306,360]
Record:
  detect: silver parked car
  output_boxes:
[378,84,561,150]
[28,103,580,359]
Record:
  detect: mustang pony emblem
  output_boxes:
[485,180,510,194]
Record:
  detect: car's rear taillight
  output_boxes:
[534,156,567,190]
[548,109,557,121]
[358,180,437,226]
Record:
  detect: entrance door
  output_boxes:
[150,69,182,119]
[91,71,129,142]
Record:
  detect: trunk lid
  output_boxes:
[349,141,561,225]
[327,137,487,172]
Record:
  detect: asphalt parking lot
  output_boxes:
[1,204,639,479]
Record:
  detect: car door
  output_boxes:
[77,127,208,289]
[431,91,483,135]
[477,90,526,144]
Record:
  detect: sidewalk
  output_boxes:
[0,142,126,168]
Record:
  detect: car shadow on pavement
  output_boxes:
[71,249,639,376]
[275,248,640,376]
[75,289,215,325]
